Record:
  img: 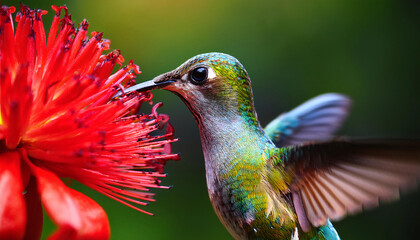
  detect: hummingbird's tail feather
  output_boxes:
[276,139,420,231]
[317,220,340,240]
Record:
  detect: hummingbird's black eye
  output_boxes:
[190,67,208,84]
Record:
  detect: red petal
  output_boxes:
[30,165,110,240]
[24,176,43,240]
[0,152,26,240]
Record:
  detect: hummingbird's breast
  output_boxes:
[204,149,301,240]
[199,118,299,239]
[198,118,262,238]
[206,170,251,239]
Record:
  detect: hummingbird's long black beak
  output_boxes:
[112,75,175,98]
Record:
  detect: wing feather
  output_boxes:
[264,93,351,147]
[304,178,329,225]
[278,139,420,231]
[309,177,343,219]
[300,183,321,226]
[315,172,348,219]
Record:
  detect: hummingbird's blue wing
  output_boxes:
[264,93,351,147]
[274,140,420,232]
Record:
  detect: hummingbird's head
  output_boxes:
[155,52,252,105]
[126,53,258,124]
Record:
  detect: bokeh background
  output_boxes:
[3,0,420,239]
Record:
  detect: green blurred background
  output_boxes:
[3,0,420,239]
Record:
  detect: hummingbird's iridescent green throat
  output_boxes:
[124,52,420,240]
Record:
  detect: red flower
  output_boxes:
[0,4,178,239]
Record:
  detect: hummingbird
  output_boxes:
[118,53,420,240]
